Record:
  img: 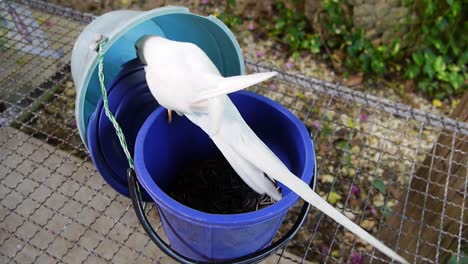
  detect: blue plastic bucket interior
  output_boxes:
[79,11,243,147]
[134,91,315,260]
[87,60,156,199]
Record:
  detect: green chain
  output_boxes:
[97,39,134,169]
[97,39,146,210]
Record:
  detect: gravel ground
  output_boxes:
[12,1,448,262]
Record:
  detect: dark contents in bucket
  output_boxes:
[168,155,278,214]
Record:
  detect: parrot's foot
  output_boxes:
[168,109,172,123]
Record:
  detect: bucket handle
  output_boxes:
[128,168,313,264]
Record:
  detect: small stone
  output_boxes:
[65,89,76,98]
[344,210,356,221]
[373,194,385,207]
[350,146,360,154]
[353,4,374,17]
[320,174,335,183]
[361,219,376,231]
[349,198,361,208]
[66,81,73,89]
[375,2,391,18]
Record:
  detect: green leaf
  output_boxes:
[433,56,446,73]
[390,39,401,56]
[424,62,435,79]
[337,140,348,150]
[412,52,424,66]
[403,0,413,6]
[459,50,468,66]
[383,206,392,219]
[344,153,353,168]
[446,0,454,6]
[435,16,449,31]
[418,80,432,93]
[228,0,236,7]
[447,253,468,264]
[309,36,321,53]
[425,0,436,16]
[371,58,386,74]
[373,178,386,194]
[451,1,461,16]
[449,71,464,91]
[430,38,447,54]
[406,64,420,79]
[423,49,436,63]
[437,71,449,82]
[449,39,461,55]
[322,125,333,136]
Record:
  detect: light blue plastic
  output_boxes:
[71,6,244,147]
[134,91,316,261]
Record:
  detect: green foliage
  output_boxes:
[322,1,401,76]
[403,0,467,98]
[217,12,243,30]
[217,0,243,30]
[447,253,468,264]
[322,0,467,99]
[373,178,386,194]
[269,2,321,54]
[223,0,466,99]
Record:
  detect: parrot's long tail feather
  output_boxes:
[229,110,409,264]
[187,97,407,263]
[195,72,277,102]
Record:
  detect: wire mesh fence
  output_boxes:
[0,1,466,263]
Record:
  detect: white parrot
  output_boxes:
[135,35,408,264]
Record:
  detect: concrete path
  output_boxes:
[0,127,309,264]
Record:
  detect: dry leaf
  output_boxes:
[343,74,364,87]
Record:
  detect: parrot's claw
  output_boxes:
[168,109,173,123]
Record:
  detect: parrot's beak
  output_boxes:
[135,45,147,65]
[135,35,150,65]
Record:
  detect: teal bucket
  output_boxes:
[71,6,244,147]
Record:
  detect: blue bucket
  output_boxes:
[87,60,156,199]
[134,91,315,261]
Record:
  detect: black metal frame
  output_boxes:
[128,168,314,264]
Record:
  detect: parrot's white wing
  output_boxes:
[194,72,277,102]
